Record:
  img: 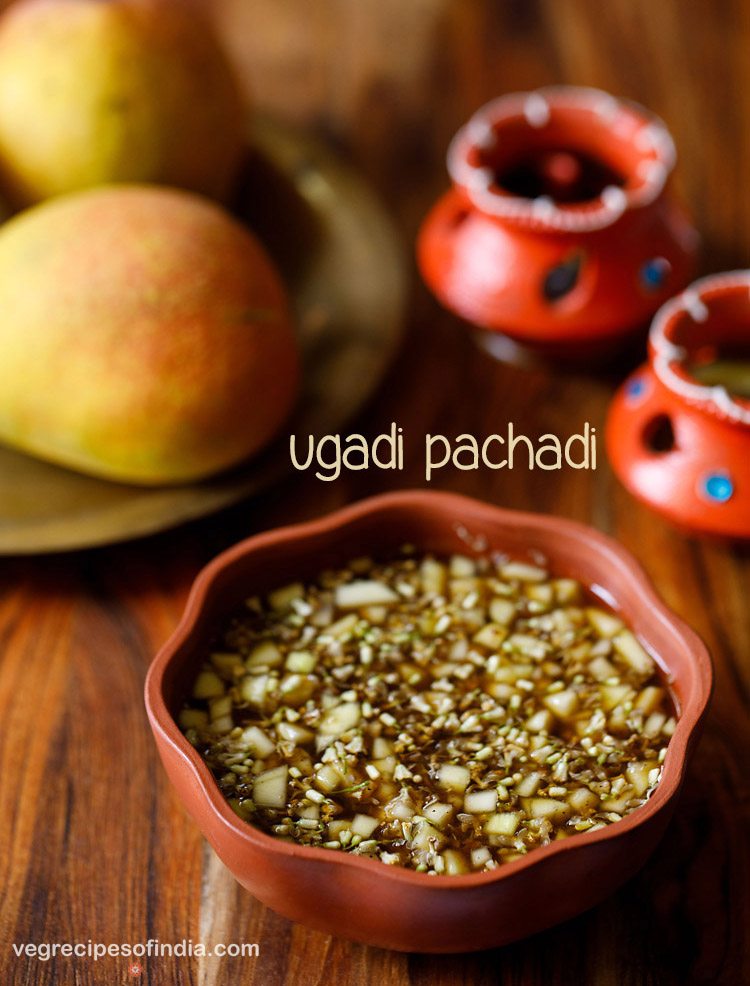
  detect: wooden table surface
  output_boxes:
[1,1,749,983]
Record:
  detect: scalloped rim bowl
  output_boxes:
[144,491,712,952]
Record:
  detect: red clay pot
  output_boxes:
[144,491,711,952]
[418,86,698,358]
[607,271,750,538]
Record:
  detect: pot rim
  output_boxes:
[447,84,676,234]
[145,490,712,892]
[650,270,750,426]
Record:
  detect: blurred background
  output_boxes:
[201,0,749,272]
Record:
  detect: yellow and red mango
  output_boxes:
[0,0,244,206]
[0,185,300,484]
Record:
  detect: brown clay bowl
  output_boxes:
[144,491,712,952]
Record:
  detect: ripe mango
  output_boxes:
[0,185,300,484]
[0,0,244,206]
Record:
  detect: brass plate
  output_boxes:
[0,120,407,554]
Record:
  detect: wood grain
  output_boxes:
[1,0,750,983]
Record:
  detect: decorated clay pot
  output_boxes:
[607,271,750,538]
[417,86,698,359]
